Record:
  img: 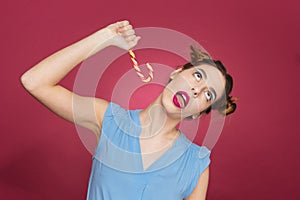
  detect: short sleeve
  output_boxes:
[198,146,211,175]
[183,146,211,198]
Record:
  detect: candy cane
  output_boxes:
[128,50,154,83]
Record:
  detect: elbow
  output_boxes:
[20,72,30,90]
[20,72,39,92]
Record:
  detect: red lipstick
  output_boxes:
[173,91,190,108]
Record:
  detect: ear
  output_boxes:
[169,68,183,80]
[192,113,200,120]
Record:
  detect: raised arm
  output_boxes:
[20,20,140,139]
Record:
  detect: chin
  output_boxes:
[161,92,184,119]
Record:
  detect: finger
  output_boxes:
[125,35,136,42]
[128,36,141,48]
[119,25,133,32]
[122,29,135,37]
[117,20,130,28]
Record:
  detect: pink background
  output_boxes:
[1,0,299,199]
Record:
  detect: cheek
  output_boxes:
[161,88,174,109]
[170,75,191,90]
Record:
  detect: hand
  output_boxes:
[105,20,141,50]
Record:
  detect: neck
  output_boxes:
[139,94,181,139]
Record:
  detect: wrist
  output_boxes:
[84,28,116,58]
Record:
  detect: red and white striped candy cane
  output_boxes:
[128,50,154,83]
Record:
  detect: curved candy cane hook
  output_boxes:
[128,50,154,83]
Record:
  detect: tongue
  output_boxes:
[176,94,185,108]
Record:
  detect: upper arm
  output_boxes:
[185,167,210,200]
[26,85,108,138]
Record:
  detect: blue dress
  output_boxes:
[86,102,211,200]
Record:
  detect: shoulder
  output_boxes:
[191,144,211,176]
[101,102,139,118]
[177,134,211,168]
[99,102,142,137]
[97,102,129,125]
[185,142,211,163]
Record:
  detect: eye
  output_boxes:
[193,71,202,81]
[204,91,215,102]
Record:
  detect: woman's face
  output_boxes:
[161,64,226,119]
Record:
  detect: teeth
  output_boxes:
[181,94,187,103]
[178,93,186,107]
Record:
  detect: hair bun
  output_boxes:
[190,45,211,65]
[224,96,238,115]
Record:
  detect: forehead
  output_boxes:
[188,64,226,98]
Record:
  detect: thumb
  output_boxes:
[128,36,141,49]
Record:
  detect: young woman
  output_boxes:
[21,20,236,200]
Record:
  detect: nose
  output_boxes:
[191,87,201,97]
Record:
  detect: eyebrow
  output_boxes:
[196,68,217,100]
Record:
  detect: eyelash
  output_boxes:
[193,71,214,102]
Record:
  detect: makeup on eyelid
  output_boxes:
[194,68,217,102]
[196,69,206,79]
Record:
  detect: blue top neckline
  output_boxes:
[133,108,190,172]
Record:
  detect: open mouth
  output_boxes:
[173,91,190,109]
